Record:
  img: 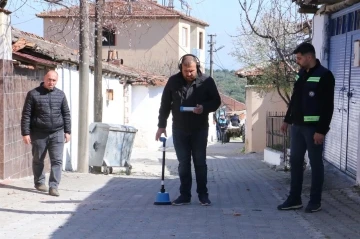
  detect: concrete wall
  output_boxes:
[245,86,287,153]
[179,20,206,72]
[43,18,206,76]
[312,14,329,67]
[130,84,217,149]
[43,18,81,51]
[56,65,124,171]
[130,85,173,149]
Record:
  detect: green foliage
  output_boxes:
[206,69,246,103]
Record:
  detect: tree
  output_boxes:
[233,0,311,106]
[210,69,246,103]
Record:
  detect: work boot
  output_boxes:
[35,184,48,192]
[49,187,60,197]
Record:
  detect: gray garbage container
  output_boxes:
[89,122,138,175]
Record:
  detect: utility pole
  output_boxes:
[208,34,224,78]
[78,0,90,173]
[208,34,216,78]
[94,0,104,122]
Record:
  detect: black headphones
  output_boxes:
[178,54,202,75]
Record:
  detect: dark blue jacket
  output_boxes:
[158,72,221,130]
[21,83,71,135]
[284,60,335,135]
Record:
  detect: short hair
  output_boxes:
[293,42,316,56]
[181,55,198,67]
[45,70,58,77]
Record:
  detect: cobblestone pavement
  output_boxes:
[1,140,360,239]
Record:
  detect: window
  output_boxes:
[199,32,203,49]
[342,15,347,34]
[182,27,188,47]
[106,89,114,101]
[356,10,360,30]
[337,16,343,35]
[331,18,337,36]
[348,12,355,32]
[102,29,116,46]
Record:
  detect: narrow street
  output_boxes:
[1,141,359,239]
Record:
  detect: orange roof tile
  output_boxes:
[107,59,168,86]
[220,92,246,112]
[37,0,209,26]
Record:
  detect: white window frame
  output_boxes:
[182,27,188,47]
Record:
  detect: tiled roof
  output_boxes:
[235,66,264,77]
[108,60,168,86]
[13,52,58,67]
[220,92,246,111]
[36,0,209,26]
[11,27,166,85]
[12,27,79,64]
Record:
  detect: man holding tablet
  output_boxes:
[155,54,221,206]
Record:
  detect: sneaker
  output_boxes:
[35,184,48,192]
[277,197,303,210]
[305,202,321,213]
[199,195,211,206]
[49,187,60,197]
[172,195,191,206]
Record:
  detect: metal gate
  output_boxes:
[325,8,360,177]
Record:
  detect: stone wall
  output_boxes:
[0,65,49,179]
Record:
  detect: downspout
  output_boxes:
[68,64,73,171]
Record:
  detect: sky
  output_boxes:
[8,0,242,71]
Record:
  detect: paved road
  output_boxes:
[1,140,359,239]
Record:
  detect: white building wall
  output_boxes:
[178,20,206,71]
[130,85,172,149]
[179,21,192,58]
[101,76,124,125]
[312,14,329,67]
[55,66,124,171]
[130,85,217,149]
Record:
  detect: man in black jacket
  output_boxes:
[155,54,221,206]
[278,43,335,213]
[21,70,71,197]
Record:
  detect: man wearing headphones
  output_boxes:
[155,54,221,206]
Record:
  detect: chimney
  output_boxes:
[107,50,118,61]
[107,50,114,61]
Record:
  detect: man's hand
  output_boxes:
[193,104,203,114]
[280,122,289,134]
[314,133,325,145]
[155,128,167,141]
[65,133,71,143]
[22,135,31,144]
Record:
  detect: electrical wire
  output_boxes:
[215,51,226,70]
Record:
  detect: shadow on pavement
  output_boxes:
[0,208,73,215]
[50,177,180,239]
[40,200,83,204]
[47,142,360,239]
[0,183,47,195]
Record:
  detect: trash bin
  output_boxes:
[89,123,138,175]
